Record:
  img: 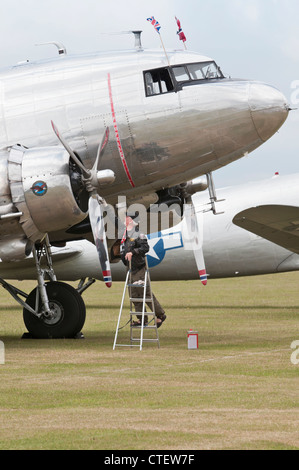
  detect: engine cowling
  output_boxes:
[10,144,88,240]
[0,144,88,261]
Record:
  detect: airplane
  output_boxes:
[0,32,289,338]
[2,171,299,339]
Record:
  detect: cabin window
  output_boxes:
[144,68,174,96]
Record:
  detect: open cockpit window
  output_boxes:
[144,68,175,96]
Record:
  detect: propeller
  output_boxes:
[89,195,112,288]
[51,121,114,287]
[183,196,207,286]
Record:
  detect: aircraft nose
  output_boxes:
[249,83,289,142]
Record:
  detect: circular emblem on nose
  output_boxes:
[32,181,48,196]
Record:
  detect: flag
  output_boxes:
[175,16,186,43]
[147,16,161,34]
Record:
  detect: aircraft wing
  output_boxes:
[0,243,83,269]
[233,205,299,254]
[48,245,84,261]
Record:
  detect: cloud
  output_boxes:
[229,0,261,23]
[281,34,299,63]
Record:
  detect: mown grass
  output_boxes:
[0,273,298,450]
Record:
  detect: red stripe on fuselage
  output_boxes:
[108,73,135,188]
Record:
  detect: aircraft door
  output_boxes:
[137,67,181,183]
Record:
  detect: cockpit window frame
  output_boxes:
[172,61,224,83]
[143,61,225,97]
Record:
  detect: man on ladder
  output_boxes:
[121,212,167,328]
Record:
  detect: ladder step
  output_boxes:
[131,325,157,329]
[130,311,156,315]
[131,338,160,343]
[127,283,145,287]
[113,264,160,350]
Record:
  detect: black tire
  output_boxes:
[23,281,86,339]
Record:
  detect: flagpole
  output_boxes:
[147,17,170,67]
[159,33,170,67]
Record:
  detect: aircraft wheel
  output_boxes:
[23,281,86,339]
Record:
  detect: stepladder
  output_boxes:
[113,260,160,350]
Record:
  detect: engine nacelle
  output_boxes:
[0,236,32,262]
[8,144,87,243]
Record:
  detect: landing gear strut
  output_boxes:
[205,172,225,215]
[23,281,86,339]
[0,235,86,339]
[23,236,86,338]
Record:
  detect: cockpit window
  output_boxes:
[172,66,189,82]
[172,61,224,82]
[144,68,174,96]
[144,61,224,97]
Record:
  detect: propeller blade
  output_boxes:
[51,120,113,289]
[89,196,112,288]
[183,199,207,286]
[92,127,110,172]
[51,120,90,177]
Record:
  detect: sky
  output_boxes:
[0,0,298,188]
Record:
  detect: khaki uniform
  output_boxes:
[130,266,165,323]
[121,229,165,324]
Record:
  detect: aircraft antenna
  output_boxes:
[117,31,143,51]
[102,31,143,51]
[131,31,143,51]
[35,42,67,56]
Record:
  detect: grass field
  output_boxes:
[0,272,298,450]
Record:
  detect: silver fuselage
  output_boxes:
[0,47,289,267]
[0,49,289,204]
